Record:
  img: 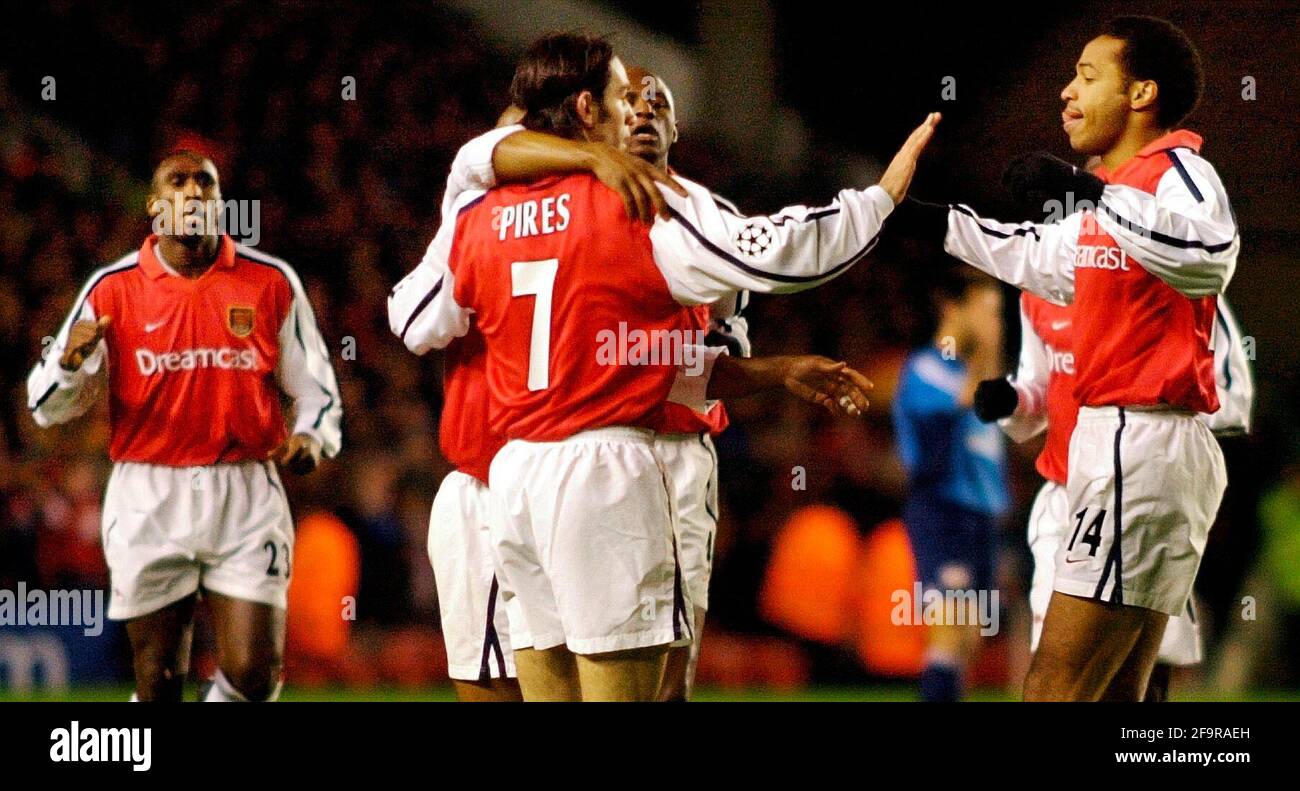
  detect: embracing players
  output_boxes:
[393,32,935,701]
[27,151,342,702]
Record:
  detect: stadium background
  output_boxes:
[1,0,1297,700]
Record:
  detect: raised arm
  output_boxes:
[649,114,939,305]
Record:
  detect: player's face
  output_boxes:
[591,57,633,149]
[1060,36,1132,156]
[148,154,222,241]
[624,68,676,167]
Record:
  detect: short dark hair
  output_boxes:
[509,32,615,138]
[1101,16,1203,128]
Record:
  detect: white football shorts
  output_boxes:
[653,432,719,612]
[1027,480,1202,665]
[101,460,294,620]
[1054,406,1226,618]
[428,470,514,681]
[488,427,692,655]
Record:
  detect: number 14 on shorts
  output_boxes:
[1067,507,1107,561]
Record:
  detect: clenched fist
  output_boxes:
[60,316,111,372]
[271,433,323,475]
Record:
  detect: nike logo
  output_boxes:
[144,320,166,333]
[1051,320,1071,331]
[1064,557,1090,564]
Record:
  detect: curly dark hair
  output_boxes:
[1101,16,1204,128]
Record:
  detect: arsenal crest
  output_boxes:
[227,306,255,337]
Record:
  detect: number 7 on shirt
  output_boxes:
[511,258,558,391]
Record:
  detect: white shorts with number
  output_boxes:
[488,427,692,655]
[1028,480,1203,665]
[653,432,719,612]
[1054,406,1226,618]
[428,470,514,681]
[102,461,294,620]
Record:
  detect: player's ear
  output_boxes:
[1130,79,1158,114]
[670,120,679,145]
[575,90,597,130]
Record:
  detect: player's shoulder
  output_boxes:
[234,242,305,291]
[85,249,142,285]
[80,249,142,302]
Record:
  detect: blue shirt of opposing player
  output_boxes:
[893,275,1009,517]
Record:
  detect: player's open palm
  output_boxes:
[782,356,873,417]
[60,315,111,371]
[878,112,941,205]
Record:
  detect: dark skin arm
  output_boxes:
[491,131,686,225]
[706,354,874,417]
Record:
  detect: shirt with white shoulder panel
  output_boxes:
[27,235,342,465]
[943,130,1238,414]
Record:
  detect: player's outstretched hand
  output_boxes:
[584,142,687,225]
[782,356,874,417]
[972,377,1019,422]
[1003,152,1104,213]
[60,315,111,371]
[878,112,941,205]
[271,433,323,475]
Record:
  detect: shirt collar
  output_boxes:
[1092,129,1202,182]
[139,234,236,279]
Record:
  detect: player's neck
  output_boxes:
[1100,124,1167,171]
[157,234,220,279]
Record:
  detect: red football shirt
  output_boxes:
[439,324,504,483]
[448,174,688,442]
[1020,293,1077,485]
[652,303,730,436]
[87,235,296,465]
[1074,131,1219,412]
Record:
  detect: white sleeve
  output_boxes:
[998,301,1050,444]
[387,190,481,354]
[944,205,1081,305]
[273,261,343,458]
[707,291,752,357]
[1094,150,1239,297]
[648,177,895,304]
[440,124,523,220]
[1199,298,1254,435]
[26,266,117,427]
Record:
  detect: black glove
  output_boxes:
[1002,152,1104,214]
[973,377,1019,422]
[889,195,951,241]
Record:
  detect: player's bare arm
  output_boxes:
[707,354,873,417]
[491,129,686,224]
[877,112,942,205]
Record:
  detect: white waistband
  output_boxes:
[508,426,655,447]
[1078,405,1197,421]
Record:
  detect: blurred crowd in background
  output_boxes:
[2,0,1298,695]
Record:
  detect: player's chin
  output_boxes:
[626,141,658,161]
